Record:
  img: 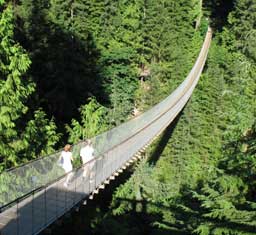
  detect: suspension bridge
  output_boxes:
[0,28,212,235]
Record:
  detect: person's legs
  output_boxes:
[83,164,89,178]
[64,171,73,187]
[89,161,96,183]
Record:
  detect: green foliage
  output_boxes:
[228,0,256,61]
[66,97,108,143]
[95,0,145,125]
[134,0,203,111]
[22,109,61,160]
[0,1,60,171]
[190,137,256,235]
[0,2,34,168]
[17,0,103,122]
[220,122,256,197]
[100,45,138,124]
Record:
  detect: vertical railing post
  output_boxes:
[17,200,19,235]
[55,181,58,218]
[117,145,120,172]
[64,181,67,210]
[100,156,103,185]
[44,188,47,227]
[82,164,86,195]
[111,150,114,176]
[74,171,77,206]
[94,159,97,190]
[95,159,98,187]
[88,162,92,194]
[102,154,105,181]
[32,191,34,234]
[88,163,91,194]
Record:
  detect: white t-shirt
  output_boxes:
[80,145,94,164]
[60,151,72,172]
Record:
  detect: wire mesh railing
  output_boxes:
[0,28,212,235]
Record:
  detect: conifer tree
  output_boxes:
[228,0,256,61]
[66,97,108,143]
[97,0,144,124]
[17,0,103,122]
[0,1,34,168]
[0,1,60,170]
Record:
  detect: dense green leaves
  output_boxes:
[228,0,256,61]
[0,1,59,170]
[66,97,108,142]
[0,2,33,168]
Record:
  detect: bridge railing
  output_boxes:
[0,28,212,235]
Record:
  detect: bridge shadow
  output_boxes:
[109,197,256,235]
[3,184,255,235]
[148,110,184,165]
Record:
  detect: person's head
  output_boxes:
[64,144,71,152]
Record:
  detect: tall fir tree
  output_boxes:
[0,1,60,170]
[0,1,34,168]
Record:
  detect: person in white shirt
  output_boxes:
[80,139,95,182]
[59,144,73,187]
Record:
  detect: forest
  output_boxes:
[0,0,255,234]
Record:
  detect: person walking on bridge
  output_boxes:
[80,139,95,183]
[59,144,73,187]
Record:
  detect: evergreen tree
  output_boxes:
[0,1,60,170]
[99,46,139,124]
[135,0,203,111]
[22,109,60,160]
[97,0,144,124]
[66,97,108,143]
[17,0,103,123]
[0,1,34,168]
[228,0,256,61]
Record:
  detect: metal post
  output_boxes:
[32,191,34,234]
[65,183,67,210]
[55,181,58,218]
[17,201,19,235]
[93,159,97,190]
[74,171,77,206]
[44,188,47,227]
[88,163,92,194]
[110,150,114,176]
[83,165,86,195]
